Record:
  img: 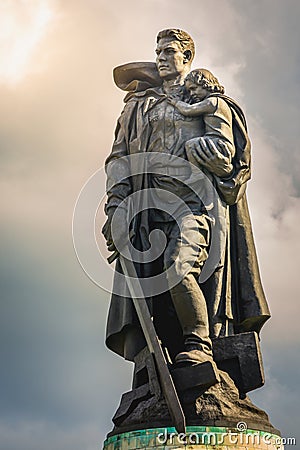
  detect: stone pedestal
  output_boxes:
[103,426,284,450]
[104,334,281,449]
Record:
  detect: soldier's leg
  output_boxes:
[164,213,212,363]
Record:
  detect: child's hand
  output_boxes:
[168,99,191,116]
[167,95,178,106]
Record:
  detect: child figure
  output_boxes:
[169,68,235,169]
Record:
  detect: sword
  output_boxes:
[108,243,186,433]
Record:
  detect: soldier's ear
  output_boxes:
[183,50,192,63]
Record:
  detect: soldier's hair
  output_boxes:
[156,29,195,61]
[186,68,225,94]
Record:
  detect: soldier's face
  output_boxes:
[155,38,187,80]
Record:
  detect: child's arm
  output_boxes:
[168,97,217,117]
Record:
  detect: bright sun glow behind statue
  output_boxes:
[0,0,54,84]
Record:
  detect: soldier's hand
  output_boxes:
[102,207,116,252]
[102,206,128,253]
[186,138,233,178]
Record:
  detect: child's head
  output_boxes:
[185,68,225,101]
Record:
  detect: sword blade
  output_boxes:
[119,254,186,434]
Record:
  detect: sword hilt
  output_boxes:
[107,229,135,264]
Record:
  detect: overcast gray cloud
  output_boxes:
[228,0,300,193]
[0,1,299,449]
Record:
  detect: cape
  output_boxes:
[105,63,271,361]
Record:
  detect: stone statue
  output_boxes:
[102,29,276,437]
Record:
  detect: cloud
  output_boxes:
[0,1,299,448]
[0,225,132,445]
[0,0,54,83]
[250,342,300,438]
[0,420,107,450]
[245,115,300,340]
[228,0,300,192]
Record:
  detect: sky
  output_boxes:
[0,0,299,449]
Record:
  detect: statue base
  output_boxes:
[111,367,276,435]
[103,426,284,450]
[106,334,280,446]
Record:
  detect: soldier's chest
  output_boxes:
[147,100,204,146]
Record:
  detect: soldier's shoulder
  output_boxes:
[124,87,163,103]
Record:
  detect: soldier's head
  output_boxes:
[155,29,195,81]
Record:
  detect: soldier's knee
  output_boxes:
[165,258,200,287]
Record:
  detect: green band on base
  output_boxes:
[103,426,283,449]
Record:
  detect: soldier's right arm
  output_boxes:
[102,102,135,250]
[105,102,135,211]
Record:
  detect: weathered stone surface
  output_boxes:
[185,370,268,425]
[171,360,220,392]
[112,384,151,427]
[213,332,264,395]
[109,370,277,436]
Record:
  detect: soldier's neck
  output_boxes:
[162,74,186,95]
[162,68,191,95]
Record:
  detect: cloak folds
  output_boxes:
[105,63,270,361]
